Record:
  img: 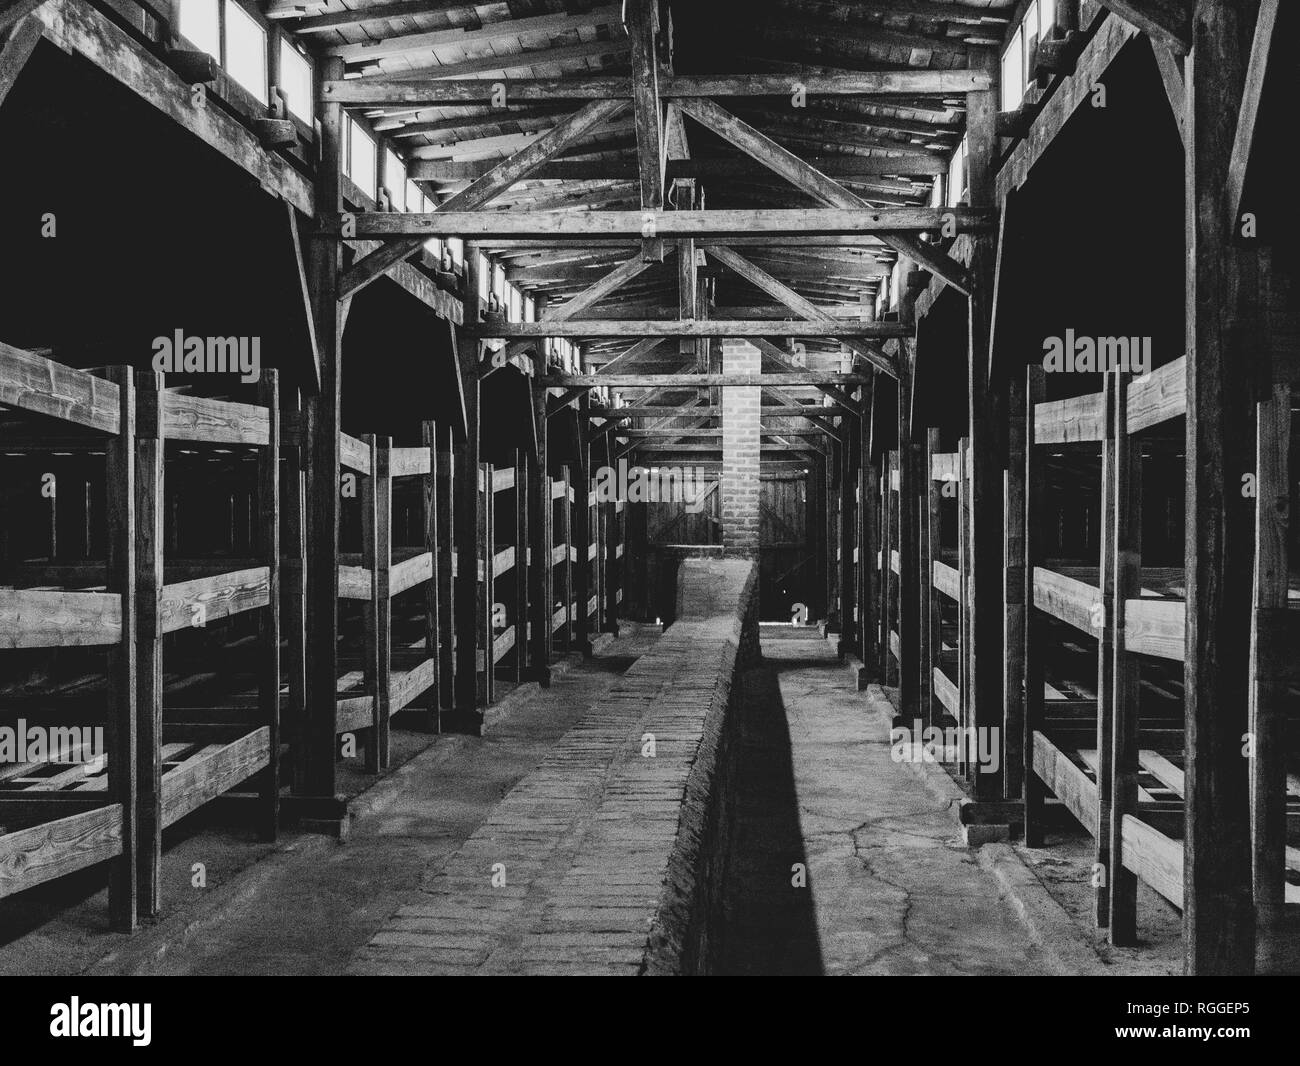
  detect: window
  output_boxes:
[405,180,422,212]
[178,0,220,57]
[279,39,312,123]
[508,285,522,322]
[947,136,967,207]
[384,149,405,210]
[224,0,267,103]
[447,237,464,268]
[1023,1,1041,87]
[477,253,491,302]
[347,117,376,200]
[1039,0,1057,40]
[1001,26,1024,112]
[491,264,506,308]
[525,297,535,323]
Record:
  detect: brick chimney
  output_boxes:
[721,339,761,556]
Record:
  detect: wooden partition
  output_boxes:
[1019,357,1299,956]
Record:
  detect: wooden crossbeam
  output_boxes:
[705,243,895,376]
[0,11,41,107]
[546,249,672,323]
[325,6,624,63]
[1095,0,1192,55]
[324,207,988,241]
[412,155,948,182]
[752,338,858,410]
[588,404,842,418]
[467,320,908,338]
[594,337,668,374]
[321,71,994,106]
[674,97,973,295]
[1226,0,1279,227]
[548,372,868,387]
[0,0,43,33]
[339,99,629,298]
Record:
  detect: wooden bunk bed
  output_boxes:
[1020,357,1300,953]
[0,346,282,924]
[0,347,136,929]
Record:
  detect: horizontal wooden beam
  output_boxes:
[323,207,989,242]
[412,155,948,182]
[546,372,869,387]
[470,320,907,338]
[321,71,994,105]
[588,405,844,418]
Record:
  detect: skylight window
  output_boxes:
[348,118,377,200]
[279,39,312,123]
[178,0,220,60]
[384,149,406,211]
[1001,26,1024,112]
[224,0,267,104]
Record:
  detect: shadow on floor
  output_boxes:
[718,658,824,975]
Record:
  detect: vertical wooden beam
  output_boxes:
[809,453,827,621]
[360,434,380,770]
[374,437,392,767]
[421,419,441,728]
[880,450,893,679]
[104,365,138,931]
[956,435,970,771]
[453,245,484,732]
[574,399,593,656]
[920,428,940,727]
[1251,383,1289,973]
[284,389,308,765]
[896,290,918,715]
[1109,370,1142,944]
[966,49,1003,800]
[1022,371,1047,845]
[559,464,574,653]
[626,0,664,216]
[529,360,553,681]
[1004,375,1027,800]
[435,420,456,716]
[257,370,281,838]
[481,461,494,706]
[603,500,620,635]
[838,424,857,657]
[303,54,345,797]
[1183,0,1258,976]
[1096,372,1119,928]
[514,448,528,680]
[859,444,879,682]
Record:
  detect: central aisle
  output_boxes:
[720,631,1059,976]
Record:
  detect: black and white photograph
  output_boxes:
[0,0,1295,1026]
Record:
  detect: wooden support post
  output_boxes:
[838,424,857,658]
[559,465,574,653]
[897,351,918,717]
[285,389,308,764]
[957,437,970,775]
[375,437,392,768]
[435,421,456,716]
[104,365,138,931]
[303,55,345,799]
[1183,0,1258,976]
[602,500,620,635]
[966,49,1003,801]
[1108,371,1142,945]
[1096,373,1119,928]
[1023,370,1047,846]
[1004,377,1026,800]
[878,450,892,680]
[420,420,440,729]
[924,428,942,727]
[257,370,281,836]
[1251,383,1289,973]
[574,402,593,657]
[481,462,494,706]
[810,453,827,621]
[453,245,484,733]
[859,452,879,682]
[514,448,528,680]
[529,365,553,680]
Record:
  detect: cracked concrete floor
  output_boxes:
[719,633,1058,976]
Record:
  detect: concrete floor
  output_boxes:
[3,622,1165,976]
[721,631,1060,975]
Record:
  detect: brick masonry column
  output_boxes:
[721,339,760,556]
